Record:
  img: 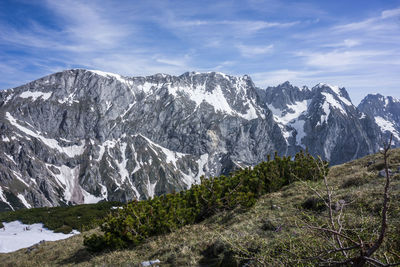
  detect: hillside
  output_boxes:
[0,148,399,266]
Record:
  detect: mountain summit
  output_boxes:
[0,69,397,210]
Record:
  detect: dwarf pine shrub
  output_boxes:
[84,151,328,251]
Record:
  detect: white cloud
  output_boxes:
[236,44,274,57]
[164,17,300,38]
[296,49,393,69]
[251,69,312,87]
[321,39,361,48]
[342,39,360,47]
[334,7,400,33]
[381,7,400,19]
[45,0,131,47]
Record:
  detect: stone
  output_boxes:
[379,169,393,177]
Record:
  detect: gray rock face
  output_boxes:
[358,94,400,145]
[258,82,381,163]
[0,70,396,210]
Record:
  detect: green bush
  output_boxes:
[84,151,328,252]
[0,221,3,229]
[54,225,73,234]
[0,201,123,232]
[341,176,367,188]
[301,197,326,212]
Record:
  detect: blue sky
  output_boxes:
[1,0,400,104]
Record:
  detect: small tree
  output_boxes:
[301,134,400,266]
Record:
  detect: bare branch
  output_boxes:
[367,134,393,257]
[364,256,386,266]
[306,225,359,245]
[301,244,361,261]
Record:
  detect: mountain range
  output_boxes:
[0,69,399,211]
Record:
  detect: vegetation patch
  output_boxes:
[301,197,326,212]
[0,201,123,233]
[341,175,368,188]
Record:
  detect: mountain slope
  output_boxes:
[0,69,396,209]
[358,93,400,144]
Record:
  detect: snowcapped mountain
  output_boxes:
[0,69,395,210]
[358,94,400,144]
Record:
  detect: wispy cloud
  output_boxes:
[45,0,131,47]
[296,49,395,69]
[236,44,274,57]
[322,39,361,48]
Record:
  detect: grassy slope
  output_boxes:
[0,149,399,266]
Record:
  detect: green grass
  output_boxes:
[0,149,399,266]
[0,201,122,233]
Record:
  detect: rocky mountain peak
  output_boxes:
[359,93,400,143]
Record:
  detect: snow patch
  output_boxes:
[291,119,306,146]
[11,170,29,187]
[99,184,108,199]
[0,186,13,211]
[105,101,113,111]
[320,101,331,124]
[81,189,103,204]
[375,116,400,140]
[6,112,85,158]
[195,154,209,183]
[138,82,156,93]
[0,221,79,253]
[146,177,157,198]
[267,100,310,145]
[4,94,14,105]
[267,100,309,125]
[17,194,31,208]
[385,97,389,107]
[49,165,79,202]
[4,153,16,165]
[138,134,187,168]
[317,83,352,106]
[19,91,52,101]
[58,89,79,105]
[115,143,129,184]
[168,83,259,120]
[89,70,130,85]
[321,92,346,115]
[120,103,136,119]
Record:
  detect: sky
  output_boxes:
[0,0,400,104]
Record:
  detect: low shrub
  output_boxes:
[54,225,73,234]
[301,197,326,212]
[0,201,123,232]
[341,176,367,188]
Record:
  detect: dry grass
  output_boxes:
[1,149,400,266]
